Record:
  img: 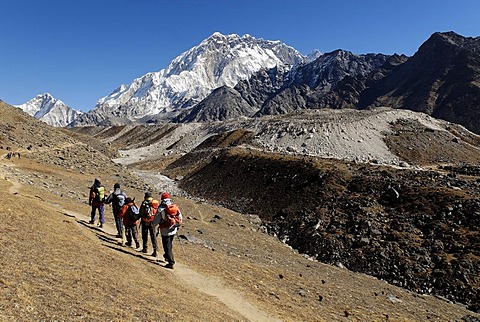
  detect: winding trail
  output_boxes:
[173,264,280,322]
[1,157,280,322]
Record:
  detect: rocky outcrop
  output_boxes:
[179,86,257,122]
[171,148,480,312]
[359,31,480,134]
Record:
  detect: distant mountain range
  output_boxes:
[13,31,480,134]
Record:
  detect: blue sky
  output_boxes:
[1,0,479,112]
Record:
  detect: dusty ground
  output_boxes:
[1,101,480,321]
[1,146,479,321]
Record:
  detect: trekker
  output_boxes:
[118,197,141,249]
[139,192,160,257]
[158,192,182,269]
[88,178,105,228]
[104,183,127,239]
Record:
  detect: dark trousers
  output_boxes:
[125,225,139,247]
[161,235,175,264]
[113,212,124,237]
[141,222,158,252]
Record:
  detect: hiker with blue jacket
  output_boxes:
[104,183,127,239]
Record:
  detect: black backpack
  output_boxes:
[127,203,141,221]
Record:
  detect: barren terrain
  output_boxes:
[1,101,480,321]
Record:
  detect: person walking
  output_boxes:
[104,183,127,239]
[118,197,141,249]
[88,178,105,228]
[139,192,160,257]
[158,192,182,269]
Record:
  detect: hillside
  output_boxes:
[1,100,480,320]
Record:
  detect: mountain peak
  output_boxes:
[74,32,305,126]
[16,93,82,127]
[39,92,54,99]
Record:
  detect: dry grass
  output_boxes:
[1,100,479,321]
[1,154,478,321]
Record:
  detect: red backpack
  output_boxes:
[163,203,182,227]
[143,200,159,223]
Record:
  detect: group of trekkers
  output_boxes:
[4,151,20,159]
[88,178,182,269]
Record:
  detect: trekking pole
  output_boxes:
[176,225,186,258]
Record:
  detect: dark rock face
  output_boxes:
[183,65,290,122]
[180,86,257,122]
[187,32,480,136]
[257,32,480,135]
[172,149,480,312]
[185,51,390,121]
[358,32,480,134]
[258,51,390,115]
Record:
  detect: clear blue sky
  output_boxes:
[1,0,479,112]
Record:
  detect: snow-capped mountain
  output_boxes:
[16,93,82,127]
[72,32,305,126]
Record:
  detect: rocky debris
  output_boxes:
[73,106,480,171]
[169,148,480,312]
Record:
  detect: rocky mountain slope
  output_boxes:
[15,93,82,127]
[71,32,304,126]
[185,32,480,136]
[1,100,480,321]
[293,32,479,134]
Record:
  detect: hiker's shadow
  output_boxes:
[104,244,165,266]
[78,219,168,268]
[78,219,119,244]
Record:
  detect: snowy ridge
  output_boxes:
[73,32,305,125]
[15,93,82,127]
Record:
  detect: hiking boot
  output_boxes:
[88,220,94,224]
[141,248,148,253]
[151,251,157,258]
[135,243,141,249]
[125,242,132,247]
[99,223,103,228]
[165,263,174,269]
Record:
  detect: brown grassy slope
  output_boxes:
[1,101,479,320]
[384,118,480,166]
[0,161,241,321]
[0,146,478,321]
[0,101,153,193]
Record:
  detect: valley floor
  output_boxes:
[1,151,479,321]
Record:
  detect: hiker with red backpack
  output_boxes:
[139,192,160,257]
[158,192,182,269]
[104,183,127,239]
[88,178,105,228]
[118,197,141,249]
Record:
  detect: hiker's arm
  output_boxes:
[104,193,113,204]
[88,188,93,205]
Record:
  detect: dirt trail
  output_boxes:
[173,264,280,322]
[0,158,280,322]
